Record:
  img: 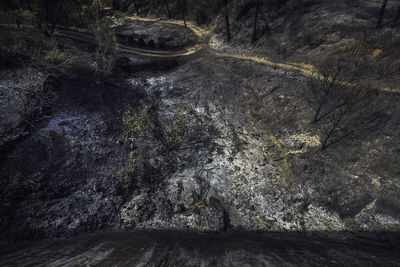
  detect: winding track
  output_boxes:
[1,13,399,93]
[60,14,400,93]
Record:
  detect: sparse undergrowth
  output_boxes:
[307,44,391,150]
[92,19,117,78]
[1,0,400,240]
[119,105,198,188]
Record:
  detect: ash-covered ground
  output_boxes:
[0,0,399,242]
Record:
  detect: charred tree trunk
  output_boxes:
[40,0,50,36]
[224,0,231,41]
[252,0,260,43]
[376,0,388,29]
[49,1,64,35]
[181,0,187,27]
[392,5,400,27]
[321,112,344,150]
[112,0,118,10]
[165,0,172,18]
[16,17,21,30]
[39,0,64,36]
[25,0,32,11]
[133,1,140,15]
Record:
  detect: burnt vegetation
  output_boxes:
[0,1,398,170]
[307,46,391,150]
[0,0,400,243]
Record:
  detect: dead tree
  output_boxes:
[165,0,172,18]
[39,0,65,36]
[224,0,231,41]
[309,74,389,150]
[309,63,347,123]
[252,0,260,43]
[319,90,389,150]
[392,4,400,27]
[376,0,388,29]
[308,44,372,124]
[25,0,33,11]
[181,0,187,27]
[112,0,119,10]
[133,0,140,15]
[307,48,390,150]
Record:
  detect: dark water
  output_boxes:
[0,231,399,266]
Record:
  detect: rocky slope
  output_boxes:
[1,0,400,241]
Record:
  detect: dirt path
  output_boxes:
[117,14,400,93]
[2,15,399,93]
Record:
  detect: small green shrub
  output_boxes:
[45,47,69,65]
[122,109,149,139]
[92,19,117,78]
[128,149,142,172]
[120,109,149,187]
[117,169,130,188]
[119,106,198,187]
[122,106,198,148]
[117,148,144,188]
[166,107,197,149]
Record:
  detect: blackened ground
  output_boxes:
[0,231,399,266]
[1,0,400,244]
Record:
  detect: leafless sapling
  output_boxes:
[252,0,260,43]
[180,0,187,27]
[377,0,388,29]
[317,85,388,150]
[224,0,231,41]
[165,0,172,18]
[308,48,390,150]
[392,4,400,27]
